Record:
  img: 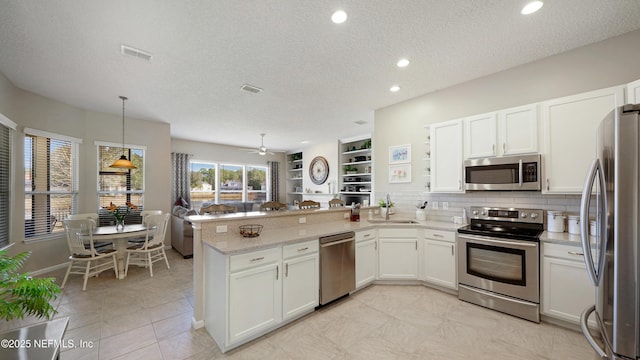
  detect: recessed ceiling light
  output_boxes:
[397,59,410,68]
[521,1,543,15]
[331,10,348,24]
[301,140,310,144]
[390,85,400,92]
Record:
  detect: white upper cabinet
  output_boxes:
[430,119,464,193]
[627,79,640,104]
[465,104,538,159]
[499,104,538,156]
[541,86,624,193]
[464,112,497,158]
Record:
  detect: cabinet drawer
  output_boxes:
[283,240,318,259]
[424,229,455,243]
[230,247,281,273]
[378,228,418,238]
[356,229,376,242]
[543,242,585,261]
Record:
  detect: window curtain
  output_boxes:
[268,161,279,202]
[171,152,192,208]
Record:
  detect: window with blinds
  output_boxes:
[97,144,144,210]
[0,123,11,247]
[24,130,80,239]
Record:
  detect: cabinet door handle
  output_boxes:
[285,263,289,277]
[415,241,418,250]
[503,142,506,154]
[297,247,309,252]
[492,144,495,155]
[546,178,550,191]
[276,265,279,280]
[568,251,584,256]
[458,180,461,190]
[363,233,371,238]
[250,257,264,262]
[451,245,454,256]
[374,241,377,251]
[432,234,444,238]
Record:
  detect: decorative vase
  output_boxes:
[115,218,125,232]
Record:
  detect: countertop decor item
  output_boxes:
[239,224,263,238]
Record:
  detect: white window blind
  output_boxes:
[0,123,11,247]
[24,129,80,239]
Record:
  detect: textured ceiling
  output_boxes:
[1,0,640,152]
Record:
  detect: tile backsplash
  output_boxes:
[375,190,587,223]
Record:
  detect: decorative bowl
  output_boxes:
[239,224,263,238]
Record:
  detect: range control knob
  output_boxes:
[472,210,478,216]
[480,211,486,216]
[530,213,538,219]
[521,213,528,218]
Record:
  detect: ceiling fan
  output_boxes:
[246,133,277,155]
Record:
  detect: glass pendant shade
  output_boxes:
[111,96,137,169]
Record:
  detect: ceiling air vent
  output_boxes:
[120,44,153,62]
[240,84,263,94]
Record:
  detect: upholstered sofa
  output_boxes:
[171,206,196,258]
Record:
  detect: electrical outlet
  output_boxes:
[344,213,349,219]
[216,225,227,233]
[299,217,306,224]
[442,202,449,210]
[432,201,439,209]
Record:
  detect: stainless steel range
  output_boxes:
[457,206,544,323]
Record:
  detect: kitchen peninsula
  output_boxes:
[188,207,458,352]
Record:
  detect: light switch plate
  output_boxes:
[442,202,449,210]
[299,217,306,224]
[432,201,438,209]
[216,225,227,233]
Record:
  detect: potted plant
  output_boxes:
[378,199,395,217]
[0,246,60,321]
[343,165,358,174]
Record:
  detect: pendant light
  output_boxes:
[110,96,137,169]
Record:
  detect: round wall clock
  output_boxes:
[309,156,329,185]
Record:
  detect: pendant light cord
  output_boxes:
[120,96,128,157]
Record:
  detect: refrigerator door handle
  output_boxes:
[580,305,608,359]
[580,158,607,286]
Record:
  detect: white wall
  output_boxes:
[0,72,171,272]
[373,29,640,218]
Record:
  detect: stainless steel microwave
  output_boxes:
[464,154,541,191]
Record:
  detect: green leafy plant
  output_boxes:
[343,165,358,172]
[0,250,60,321]
[378,199,395,208]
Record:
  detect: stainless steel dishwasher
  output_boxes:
[319,231,356,305]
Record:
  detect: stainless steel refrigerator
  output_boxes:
[580,104,640,360]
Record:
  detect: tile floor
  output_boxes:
[2,249,597,359]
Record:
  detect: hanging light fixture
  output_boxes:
[110,96,137,169]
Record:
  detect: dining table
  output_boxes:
[91,224,147,279]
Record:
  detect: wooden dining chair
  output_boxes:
[67,213,111,250]
[200,204,237,214]
[128,210,163,245]
[124,213,170,277]
[298,200,321,209]
[61,218,118,291]
[260,201,288,211]
[328,198,346,207]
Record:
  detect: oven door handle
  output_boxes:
[458,234,537,248]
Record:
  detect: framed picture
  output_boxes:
[389,144,411,164]
[389,163,411,183]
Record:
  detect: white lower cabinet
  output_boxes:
[205,240,318,353]
[355,229,377,289]
[541,243,596,326]
[421,229,457,290]
[282,241,319,321]
[229,260,281,344]
[378,228,418,280]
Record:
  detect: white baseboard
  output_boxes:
[192,318,204,329]
[29,262,69,276]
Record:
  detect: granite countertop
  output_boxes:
[540,230,588,247]
[203,218,461,255]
